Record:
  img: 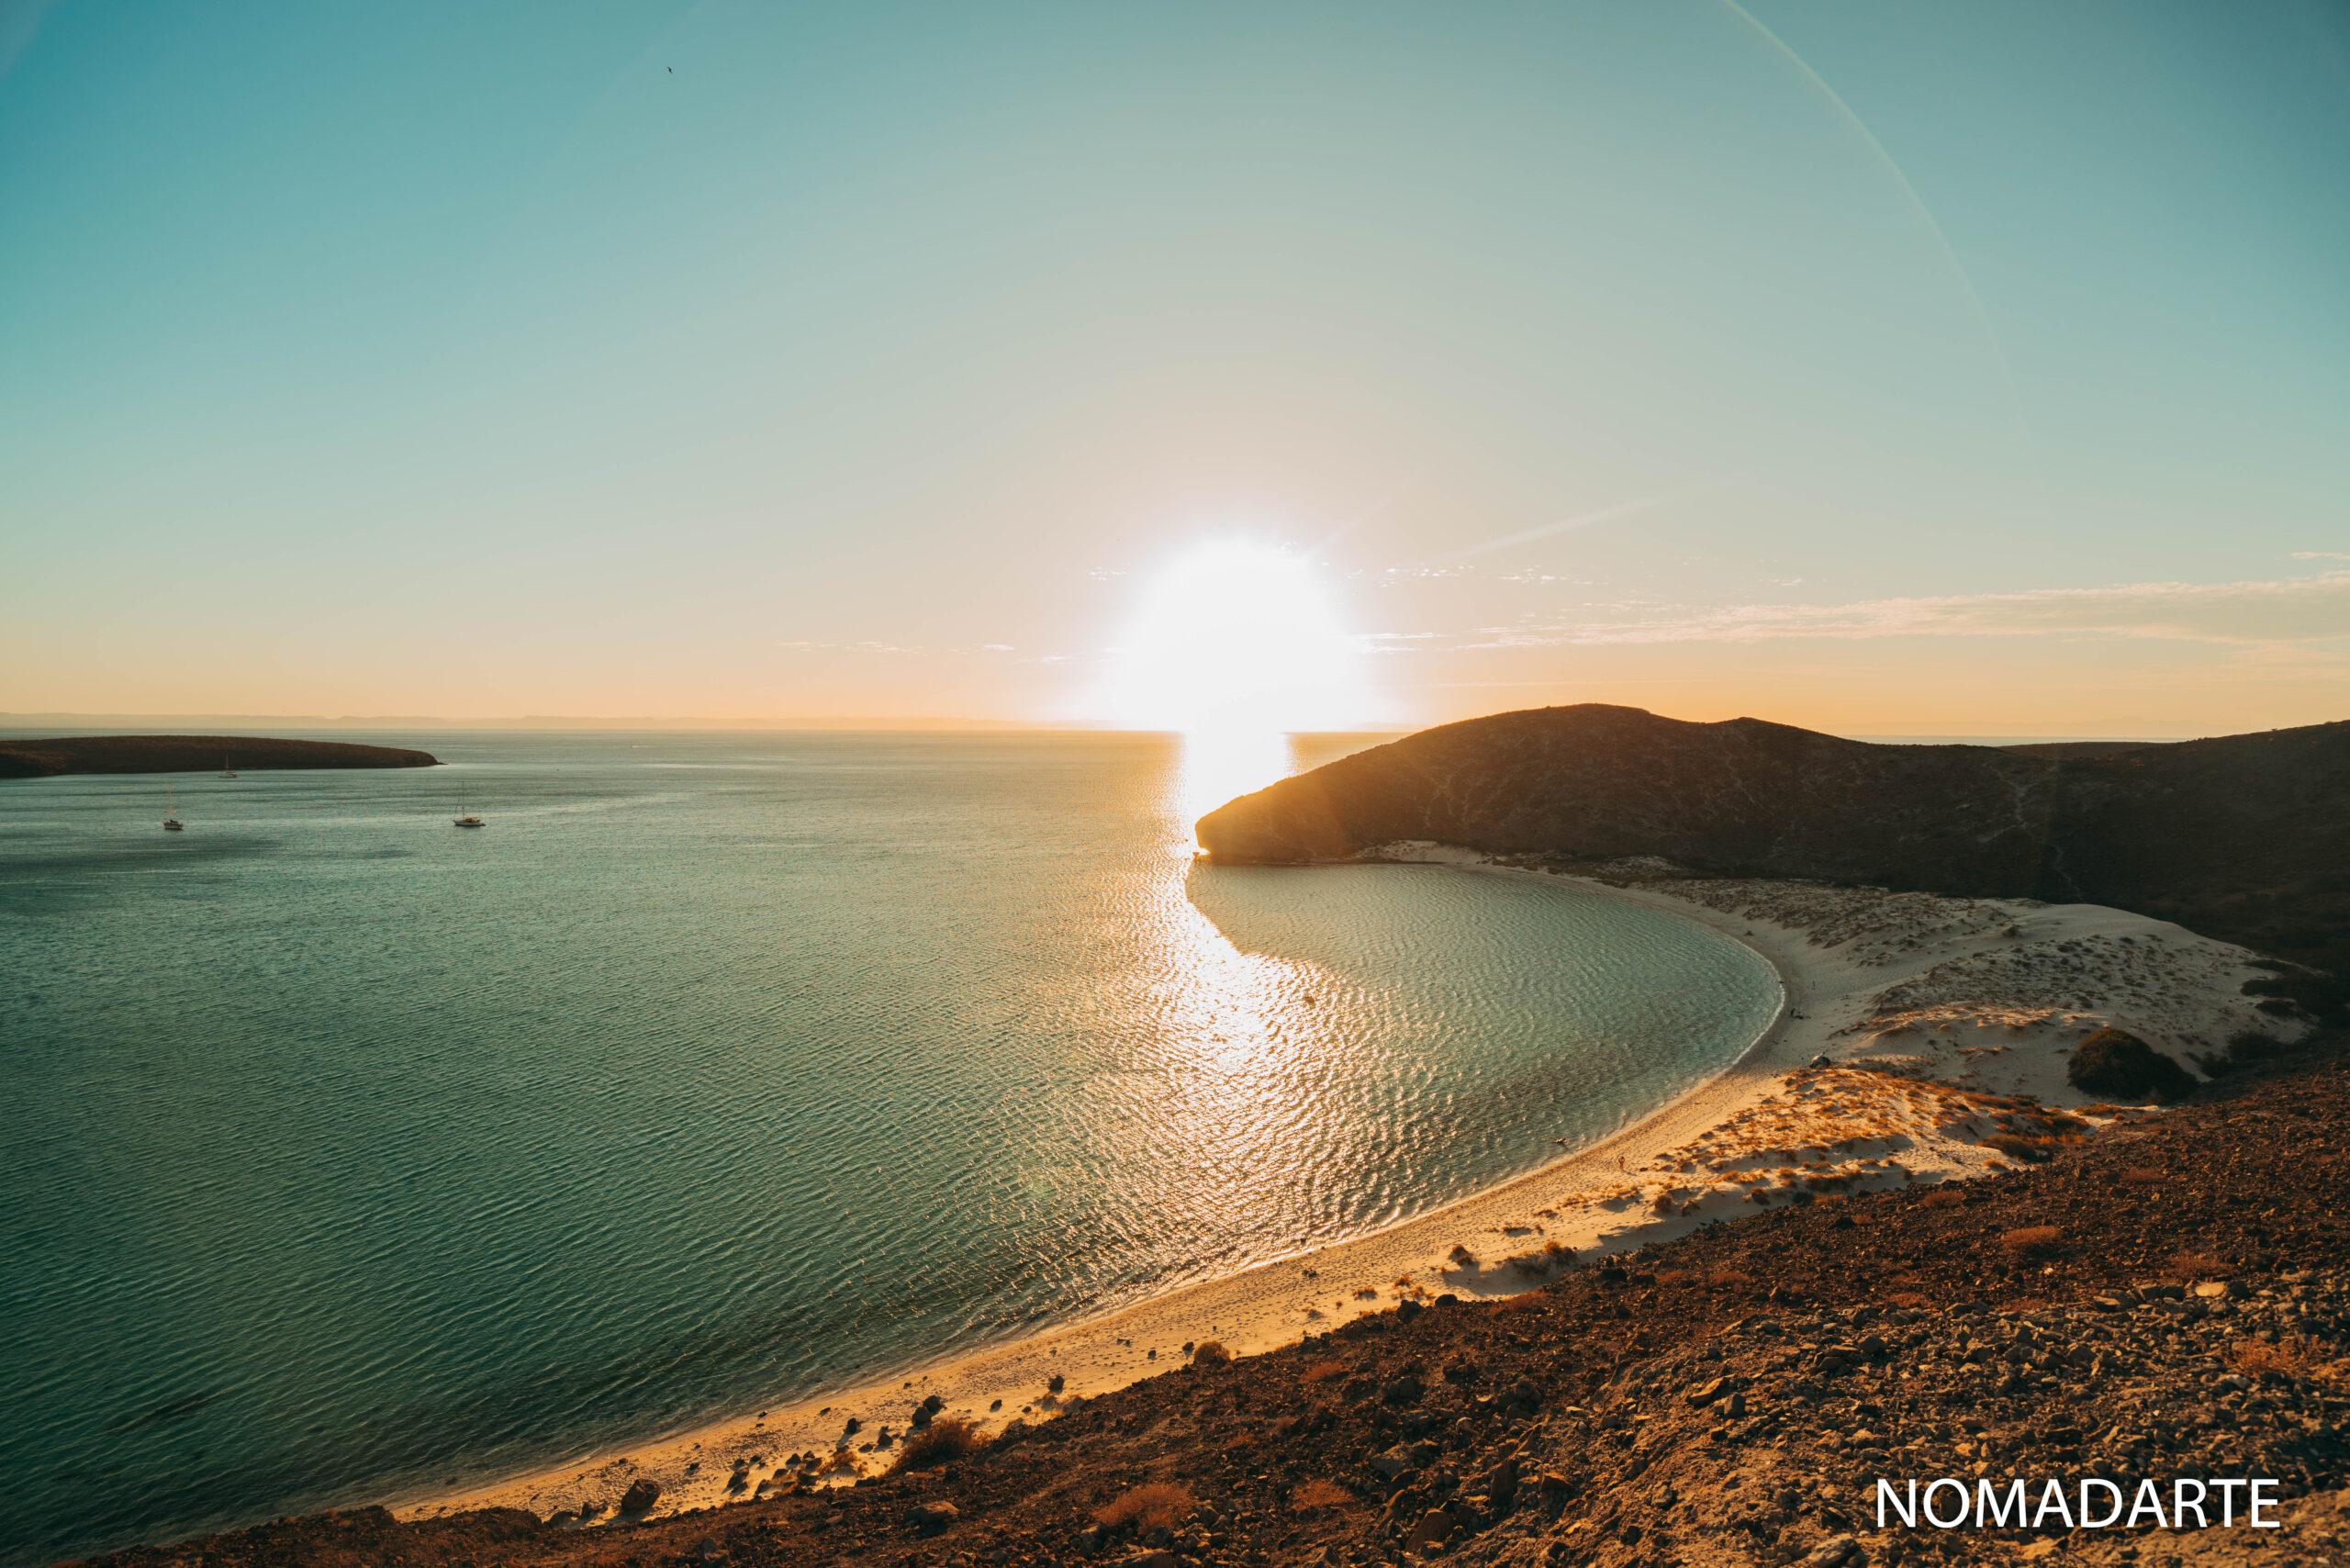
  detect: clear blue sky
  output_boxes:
[5,1,2346,733]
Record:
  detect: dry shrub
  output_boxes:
[889,1415,985,1473]
[1448,1244,1478,1267]
[1094,1483,1195,1533]
[2232,1338,2315,1379]
[1999,1226,2063,1255]
[2169,1250,2229,1281]
[1301,1361,1349,1384]
[2069,1028,2196,1103]
[1920,1191,1967,1209]
[1889,1291,1930,1310]
[2121,1168,2164,1184]
[1498,1291,1549,1314]
[1291,1479,1352,1511]
[1709,1268,1755,1290]
[1192,1340,1232,1368]
[1654,1268,1692,1286]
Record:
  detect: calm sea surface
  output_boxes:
[0,731,1777,1564]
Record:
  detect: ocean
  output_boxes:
[0,730,1778,1564]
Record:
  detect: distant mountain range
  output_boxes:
[1197,704,2350,978]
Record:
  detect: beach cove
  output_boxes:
[411,853,2290,1529]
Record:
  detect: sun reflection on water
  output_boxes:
[1171,725,1293,851]
[1130,725,1352,1219]
[1130,866,1340,1225]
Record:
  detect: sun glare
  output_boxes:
[1103,540,1379,836]
[1106,542,1374,734]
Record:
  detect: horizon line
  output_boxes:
[0,711,1420,734]
[0,711,2225,745]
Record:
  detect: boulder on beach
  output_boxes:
[618,1478,661,1516]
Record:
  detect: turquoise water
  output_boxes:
[0,731,1777,1564]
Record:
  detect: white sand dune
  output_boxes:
[408,860,2290,1526]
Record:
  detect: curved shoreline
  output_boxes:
[397,863,1807,1527]
[397,856,2281,1529]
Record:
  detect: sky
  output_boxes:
[4,0,2347,736]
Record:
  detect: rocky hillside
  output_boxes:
[0,734,438,778]
[1194,707,2350,977]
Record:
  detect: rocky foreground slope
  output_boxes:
[1193,707,2350,982]
[74,1037,2350,1568]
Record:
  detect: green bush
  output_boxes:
[2067,1027,2197,1103]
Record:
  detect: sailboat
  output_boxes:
[453,787,485,829]
[163,788,185,832]
[219,756,238,778]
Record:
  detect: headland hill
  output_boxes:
[0,734,439,779]
[57,704,2350,1568]
[1197,703,2350,984]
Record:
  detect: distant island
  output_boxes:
[1197,703,2350,980]
[0,734,440,779]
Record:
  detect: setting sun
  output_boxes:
[1102,541,1378,734]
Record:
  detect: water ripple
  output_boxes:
[0,732,1774,1565]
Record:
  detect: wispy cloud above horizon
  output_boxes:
[1372,571,2350,652]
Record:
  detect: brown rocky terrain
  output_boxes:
[0,735,438,778]
[1192,707,2350,991]
[70,1035,2350,1568]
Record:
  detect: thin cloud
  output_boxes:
[0,2,54,84]
[775,640,923,654]
[1430,489,1693,563]
[1392,572,2350,650]
[777,640,1020,656]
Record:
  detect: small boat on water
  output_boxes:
[453,787,484,829]
[163,788,184,832]
[219,756,238,778]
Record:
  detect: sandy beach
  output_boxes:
[403,856,2294,1529]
